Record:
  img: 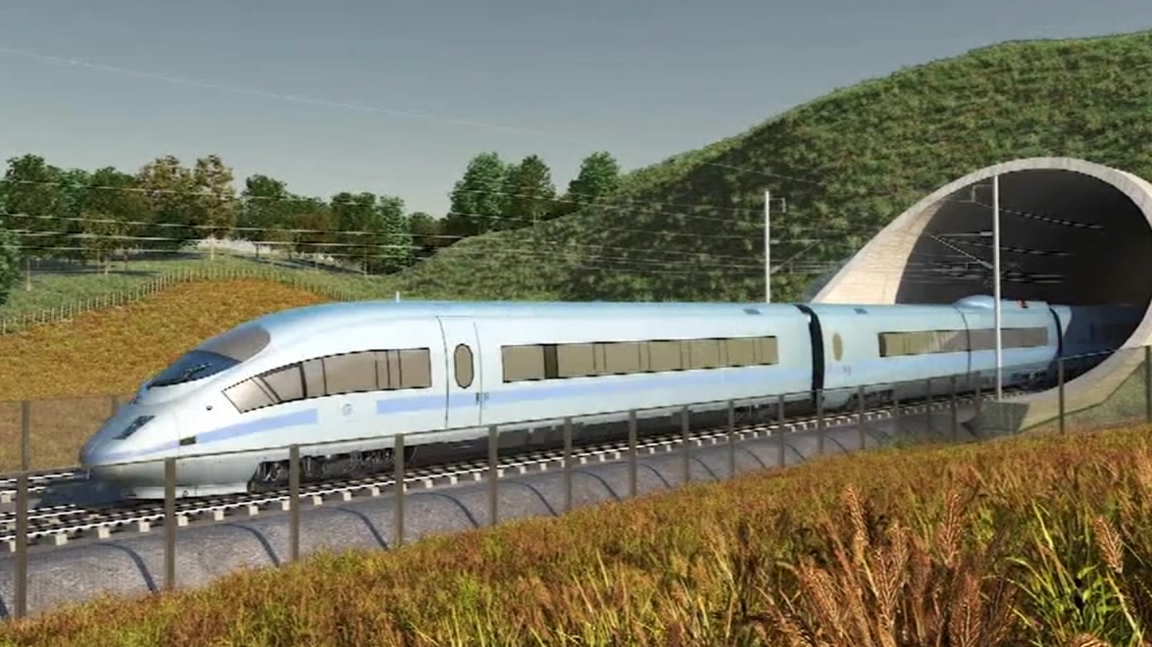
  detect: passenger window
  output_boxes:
[602,342,642,374]
[376,350,401,389]
[687,339,722,369]
[557,343,595,378]
[302,359,326,397]
[224,379,276,413]
[399,349,432,388]
[757,336,779,364]
[454,344,474,388]
[647,340,682,372]
[261,364,304,402]
[502,345,545,382]
[324,351,378,395]
[726,338,758,367]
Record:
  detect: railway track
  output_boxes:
[0,387,1027,552]
[0,469,86,503]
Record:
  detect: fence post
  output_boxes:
[21,400,31,473]
[289,445,300,561]
[857,385,866,449]
[14,470,28,619]
[487,425,498,527]
[394,434,405,549]
[1145,345,1151,424]
[563,418,573,513]
[628,411,638,498]
[681,406,690,485]
[726,401,736,480]
[777,394,786,468]
[816,390,825,455]
[1058,358,1066,434]
[892,383,901,437]
[164,457,176,591]
[950,374,958,441]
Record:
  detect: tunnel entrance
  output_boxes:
[811,158,1152,432]
[895,169,1152,319]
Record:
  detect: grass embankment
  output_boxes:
[0,279,331,470]
[387,30,1152,303]
[2,424,1152,645]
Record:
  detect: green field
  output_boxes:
[380,30,1152,304]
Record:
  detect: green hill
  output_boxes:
[389,30,1152,303]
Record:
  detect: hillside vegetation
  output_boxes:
[4,421,1152,645]
[390,30,1152,303]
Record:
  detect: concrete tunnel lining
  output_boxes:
[811,157,1152,429]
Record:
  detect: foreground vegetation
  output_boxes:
[0,279,330,470]
[3,422,1152,645]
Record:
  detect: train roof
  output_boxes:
[227,296,1060,339]
[248,300,808,332]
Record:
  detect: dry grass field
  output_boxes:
[0,280,330,470]
[0,422,1150,646]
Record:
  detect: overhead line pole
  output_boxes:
[764,190,786,304]
[765,190,771,303]
[993,174,1003,401]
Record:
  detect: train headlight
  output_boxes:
[113,415,155,440]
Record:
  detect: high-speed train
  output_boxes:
[78,296,1143,499]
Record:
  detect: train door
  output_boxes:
[437,317,484,429]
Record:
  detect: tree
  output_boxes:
[552,151,621,219]
[285,196,333,260]
[238,174,290,259]
[500,155,556,229]
[407,211,443,259]
[136,156,200,254]
[330,191,378,272]
[0,220,19,307]
[193,155,238,260]
[367,195,412,274]
[4,154,65,288]
[445,152,509,238]
[80,167,149,273]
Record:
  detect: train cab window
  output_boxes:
[224,378,277,413]
[323,351,378,395]
[454,344,475,388]
[261,364,305,402]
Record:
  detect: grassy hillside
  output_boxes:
[391,30,1152,303]
[0,280,331,469]
[4,421,1152,645]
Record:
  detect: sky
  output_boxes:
[0,0,1149,216]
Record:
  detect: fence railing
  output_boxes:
[0,263,371,337]
[1,347,1150,619]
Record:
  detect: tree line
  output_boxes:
[0,150,622,304]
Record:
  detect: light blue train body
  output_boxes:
[78,297,1143,499]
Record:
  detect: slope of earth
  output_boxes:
[391,30,1152,303]
[0,280,329,469]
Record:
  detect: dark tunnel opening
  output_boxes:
[893,169,1152,349]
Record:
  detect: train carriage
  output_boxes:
[78,297,1145,499]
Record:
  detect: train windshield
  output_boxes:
[149,325,271,388]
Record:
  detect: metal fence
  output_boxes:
[1,347,1150,620]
